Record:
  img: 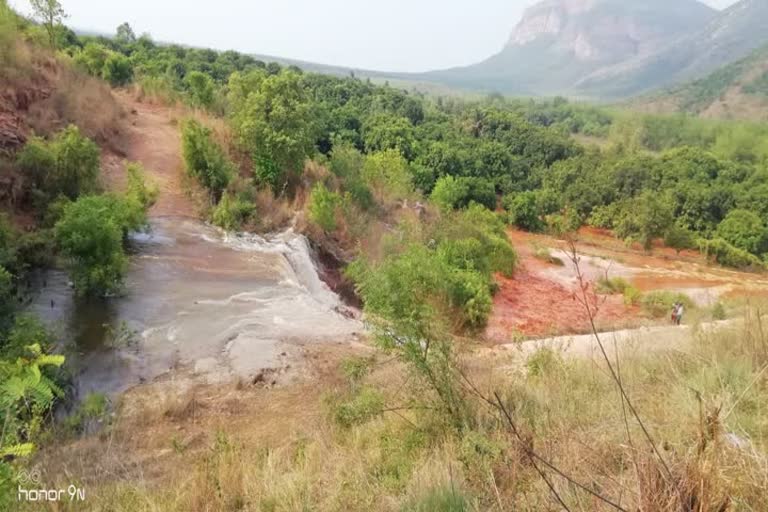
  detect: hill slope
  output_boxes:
[630,44,768,120]
[417,0,715,96]
[576,0,768,98]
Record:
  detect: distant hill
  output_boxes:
[416,0,716,96]
[576,0,768,99]
[629,44,768,121]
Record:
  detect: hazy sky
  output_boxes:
[10,0,739,72]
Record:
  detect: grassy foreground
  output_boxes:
[24,305,768,511]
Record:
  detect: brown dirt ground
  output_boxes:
[101,91,201,219]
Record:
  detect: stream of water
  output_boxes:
[28,218,360,397]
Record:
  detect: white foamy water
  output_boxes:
[30,218,361,396]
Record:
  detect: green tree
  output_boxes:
[717,209,768,255]
[616,191,675,250]
[54,195,144,296]
[664,224,697,255]
[29,0,67,49]
[115,22,136,44]
[231,71,315,190]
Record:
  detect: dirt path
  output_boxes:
[102,91,198,219]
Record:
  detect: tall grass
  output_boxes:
[26,305,768,511]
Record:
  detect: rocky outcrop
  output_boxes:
[507,0,715,64]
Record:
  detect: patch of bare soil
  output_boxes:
[33,342,368,490]
[486,228,768,342]
[102,91,201,219]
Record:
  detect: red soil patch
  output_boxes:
[485,268,633,342]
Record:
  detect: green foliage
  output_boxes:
[716,209,768,256]
[640,291,694,318]
[184,70,215,108]
[29,0,66,48]
[230,71,316,190]
[181,119,234,201]
[0,267,12,332]
[0,343,65,498]
[712,302,727,320]
[614,191,675,250]
[73,42,110,75]
[431,175,469,212]
[211,191,254,231]
[595,276,632,295]
[308,183,341,232]
[115,22,136,45]
[17,126,100,201]
[55,194,146,296]
[364,113,416,160]
[526,347,564,377]
[331,387,384,429]
[699,238,766,271]
[664,224,697,254]
[432,176,496,212]
[125,162,158,211]
[64,392,110,434]
[102,53,133,86]
[402,486,470,512]
[361,150,413,205]
[503,191,544,232]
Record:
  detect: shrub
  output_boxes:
[102,53,133,86]
[503,191,544,232]
[184,71,215,108]
[55,194,146,296]
[595,276,632,295]
[431,175,469,212]
[699,238,765,271]
[640,291,694,318]
[716,209,768,256]
[402,486,470,512]
[17,126,100,200]
[331,387,384,428]
[623,285,643,306]
[181,119,234,202]
[712,301,727,320]
[362,150,413,205]
[308,182,341,232]
[211,191,254,231]
[664,224,698,255]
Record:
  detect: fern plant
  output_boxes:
[0,343,65,500]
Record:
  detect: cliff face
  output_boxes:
[506,0,715,64]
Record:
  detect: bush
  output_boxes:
[102,53,133,86]
[402,486,470,512]
[184,71,215,108]
[331,387,384,429]
[431,175,469,212]
[211,191,254,231]
[503,191,544,232]
[181,119,234,202]
[55,194,146,296]
[699,238,765,271]
[664,224,698,254]
[716,209,768,256]
[308,183,341,232]
[595,276,632,295]
[362,150,413,205]
[640,291,694,318]
[17,126,100,201]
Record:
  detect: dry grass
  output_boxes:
[21,307,768,511]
